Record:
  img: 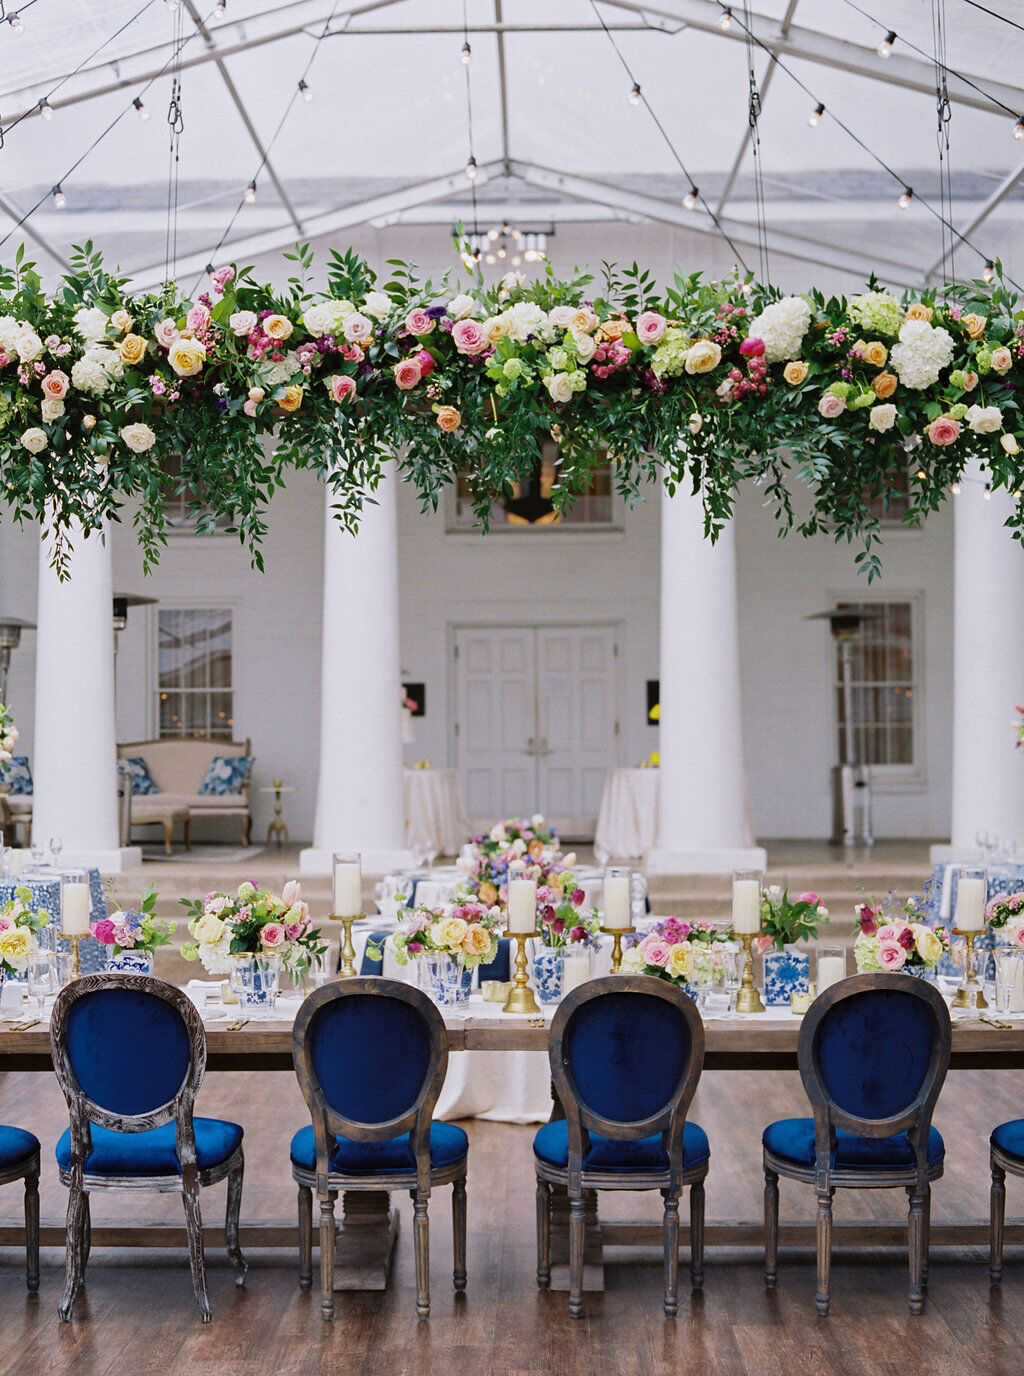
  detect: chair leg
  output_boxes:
[452,1176,467,1293]
[297,1185,314,1292]
[764,1166,780,1292]
[815,1189,833,1317]
[907,1186,927,1316]
[225,1154,248,1287]
[922,1186,931,1289]
[181,1174,212,1323]
[319,1192,337,1321]
[81,1193,91,1273]
[991,1160,1006,1286]
[535,1179,551,1290]
[412,1189,431,1318]
[568,1194,586,1320]
[689,1180,705,1291]
[24,1167,39,1294]
[59,1182,87,1321]
[662,1189,679,1318]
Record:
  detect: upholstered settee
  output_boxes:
[117,738,254,849]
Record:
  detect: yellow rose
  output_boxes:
[278,384,303,413]
[573,309,598,334]
[462,924,491,957]
[783,360,809,386]
[111,309,134,333]
[263,313,294,341]
[667,943,691,979]
[0,926,31,968]
[905,303,933,323]
[477,882,498,905]
[859,340,888,368]
[962,313,987,340]
[433,916,468,949]
[915,928,942,965]
[872,370,898,399]
[193,913,226,945]
[167,336,206,378]
[119,333,147,366]
[684,339,722,374]
[483,317,507,345]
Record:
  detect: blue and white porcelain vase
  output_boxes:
[762,944,810,1006]
[231,953,281,1018]
[422,955,473,1007]
[106,948,154,976]
[533,947,565,1004]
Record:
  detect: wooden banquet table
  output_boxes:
[5,1005,1024,1289]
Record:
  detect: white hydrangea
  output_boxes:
[888,319,955,390]
[302,300,353,336]
[503,300,551,342]
[259,351,300,388]
[70,345,123,396]
[745,295,812,363]
[0,316,21,350]
[73,306,108,343]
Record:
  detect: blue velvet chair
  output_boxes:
[988,1118,1024,1283]
[534,975,708,1319]
[50,974,247,1323]
[763,974,951,1316]
[290,978,468,1320]
[0,1124,40,1294]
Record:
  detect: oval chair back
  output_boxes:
[51,973,206,1171]
[548,975,705,1193]
[798,973,951,1188]
[292,977,449,1194]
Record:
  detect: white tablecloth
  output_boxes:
[594,767,659,861]
[404,769,470,859]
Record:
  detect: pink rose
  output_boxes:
[991,347,1013,374]
[284,923,303,941]
[42,369,69,399]
[876,924,899,943]
[926,416,961,446]
[113,924,135,949]
[797,892,819,905]
[260,922,286,948]
[635,311,667,344]
[640,937,671,968]
[878,941,907,970]
[393,357,423,390]
[187,304,210,332]
[416,349,436,378]
[451,319,489,356]
[155,319,179,349]
[327,374,356,404]
[739,336,766,358]
[92,918,117,945]
[211,266,234,292]
[243,399,258,417]
[818,393,846,419]
[1015,927,1024,949]
[405,309,435,337]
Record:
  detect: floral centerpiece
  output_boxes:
[0,703,18,777]
[476,814,559,858]
[533,870,602,1003]
[620,917,731,991]
[91,884,174,974]
[756,886,830,1005]
[986,892,1024,946]
[181,880,325,977]
[853,897,949,973]
[457,812,575,909]
[0,886,49,978]
[385,902,503,1007]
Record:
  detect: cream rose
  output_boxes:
[362,290,394,321]
[546,372,574,404]
[446,293,477,321]
[667,943,692,979]
[20,427,47,453]
[869,403,897,432]
[41,397,64,422]
[342,313,373,343]
[262,313,293,342]
[571,330,596,363]
[111,309,134,333]
[120,422,157,453]
[15,328,43,363]
[193,913,226,945]
[915,928,943,964]
[684,339,722,374]
[965,404,1003,434]
[433,915,468,949]
[229,310,257,337]
[167,336,206,377]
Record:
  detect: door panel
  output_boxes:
[536,627,618,837]
[455,628,536,826]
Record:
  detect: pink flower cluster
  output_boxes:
[726,337,769,398]
[591,339,630,379]
[394,350,436,391]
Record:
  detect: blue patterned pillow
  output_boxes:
[198,754,253,796]
[124,756,159,796]
[3,756,32,795]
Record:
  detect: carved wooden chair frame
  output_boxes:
[50,973,247,1323]
[291,977,467,1320]
[0,1132,39,1294]
[763,972,951,1316]
[539,974,707,1319]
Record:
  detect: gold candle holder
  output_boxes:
[733,931,765,1014]
[600,924,636,974]
[952,927,988,1010]
[503,929,541,1015]
[68,934,82,980]
[334,914,360,980]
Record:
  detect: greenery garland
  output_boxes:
[1,240,1021,579]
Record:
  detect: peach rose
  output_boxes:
[262,314,293,342]
[991,347,1014,374]
[327,374,356,404]
[462,924,491,957]
[405,309,435,337]
[435,405,461,432]
[41,369,69,399]
[872,370,898,399]
[119,333,146,366]
[598,318,627,341]
[573,308,598,334]
[110,309,134,333]
[393,357,423,390]
[962,313,987,340]
[960,371,979,391]
[905,303,933,322]
[859,340,888,368]
[783,360,809,386]
[278,384,303,412]
[926,415,961,446]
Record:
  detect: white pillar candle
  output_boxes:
[332,860,362,917]
[817,955,847,993]
[732,877,762,933]
[61,883,91,936]
[956,875,986,932]
[603,873,632,929]
[561,951,591,995]
[507,878,537,933]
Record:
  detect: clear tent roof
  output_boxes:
[0,0,1020,289]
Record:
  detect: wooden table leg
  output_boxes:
[331,1190,400,1291]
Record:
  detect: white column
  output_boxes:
[933,462,1024,860]
[300,468,415,876]
[646,485,766,874]
[33,522,140,872]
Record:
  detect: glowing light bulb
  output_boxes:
[214,0,226,14]
[460,41,471,64]
[1014,116,1024,140]
[51,184,65,209]
[7,12,23,31]
[898,186,913,209]
[298,79,312,102]
[465,156,478,182]
[950,481,961,495]
[983,260,995,284]
[720,7,733,29]
[984,483,993,500]
[629,82,641,105]
[244,179,257,203]
[877,29,896,58]
[683,185,699,210]
[808,102,824,127]
[38,98,53,121]
[915,469,927,481]
[133,97,149,120]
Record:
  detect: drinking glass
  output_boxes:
[721,945,742,1013]
[30,842,45,869]
[26,951,55,1013]
[311,942,334,988]
[49,835,63,867]
[994,949,1023,1015]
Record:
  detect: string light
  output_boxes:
[629,81,642,105]
[720,6,733,29]
[984,482,993,500]
[915,468,927,481]
[951,481,961,495]
[51,184,65,209]
[214,0,226,14]
[808,102,825,127]
[244,179,257,204]
[465,155,478,182]
[460,40,471,64]
[683,185,699,210]
[38,98,53,121]
[133,96,149,120]
[7,12,23,32]
[1014,115,1024,140]
[898,186,914,209]
[164,0,179,10]
[877,29,896,58]
[298,78,313,102]
[984,260,995,284]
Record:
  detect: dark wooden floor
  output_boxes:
[2,1063,1024,1375]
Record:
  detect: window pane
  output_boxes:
[157,610,233,742]
[834,601,915,767]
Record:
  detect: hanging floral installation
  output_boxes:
[0,240,1021,578]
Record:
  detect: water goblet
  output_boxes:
[26,951,55,1013]
[49,835,63,867]
[994,949,1023,1016]
[30,842,45,870]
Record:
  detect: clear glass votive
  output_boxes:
[816,946,847,994]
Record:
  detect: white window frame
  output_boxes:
[445,451,624,536]
[827,590,926,793]
[153,604,237,742]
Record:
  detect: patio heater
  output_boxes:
[113,593,157,846]
[807,608,882,847]
[0,617,34,704]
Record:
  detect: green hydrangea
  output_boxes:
[948,402,967,420]
[651,328,691,379]
[853,932,882,972]
[848,290,904,340]
[949,369,970,390]
[548,347,569,372]
[976,349,992,375]
[827,381,851,400]
[569,370,587,393]
[848,389,875,411]
[502,358,524,380]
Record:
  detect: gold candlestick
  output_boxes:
[503,929,541,1014]
[68,934,82,980]
[952,927,988,1010]
[334,914,360,980]
[601,924,635,974]
[733,931,765,1014]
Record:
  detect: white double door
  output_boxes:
[453,624,619,838]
